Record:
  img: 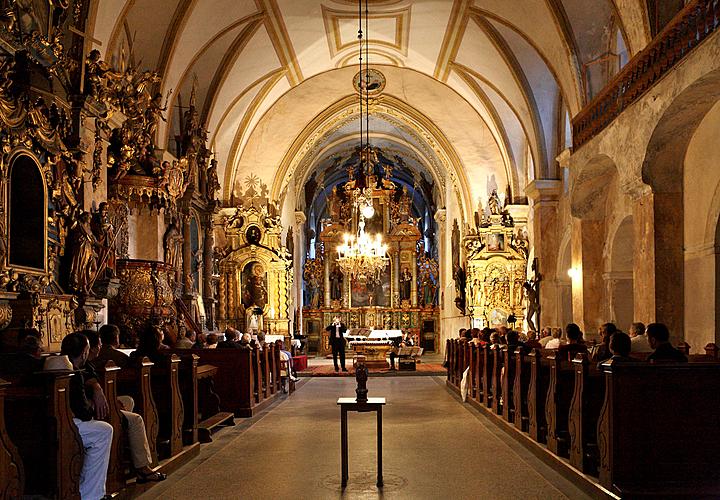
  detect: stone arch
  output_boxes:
[640,68,720,341]
[569,153,617,220]
[606,215,634,331]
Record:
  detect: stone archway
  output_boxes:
[641,69,720,342]
[606,216,634,331]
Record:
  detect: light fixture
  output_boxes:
[567,267,581,280]
[336,0,388,283]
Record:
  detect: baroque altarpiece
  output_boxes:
[302,147,440,354]
[0,1,219,351]
[214,177,293,336]
[461,190,531,329]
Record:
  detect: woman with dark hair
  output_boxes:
[130,326,166,364]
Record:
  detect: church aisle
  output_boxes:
[139,377,590,499]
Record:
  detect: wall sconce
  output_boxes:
[567,267,581,280]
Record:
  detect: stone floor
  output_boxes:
[139,377,591,499]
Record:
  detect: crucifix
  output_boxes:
[69,24,102,94]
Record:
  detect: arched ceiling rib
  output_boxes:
[89,0,648,210]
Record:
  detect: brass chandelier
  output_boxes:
[336,0,388,282]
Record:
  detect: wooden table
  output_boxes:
[337,397,386,488]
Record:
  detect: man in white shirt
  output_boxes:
[629,322,652,353]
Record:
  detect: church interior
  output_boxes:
[0,0,719,498]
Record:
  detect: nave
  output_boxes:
[138,377,590,500]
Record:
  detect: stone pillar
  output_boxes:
[435,208,447,353]
[525,179,562,330]
[324,256,331,308]
[202,219,214,330]
[182,214,192,295]
[570,218,605,337]
[411,254,418,307]
[633,189,684,341]
[392,250,400,307]
[294,211,306,333]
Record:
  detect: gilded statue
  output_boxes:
[488,189,501,215]
[92,202,117,278]
[69,212,98,295]
[329,264,343,301]
[400,267,412,301]
[163,222,183,269]
[206,158,220,199]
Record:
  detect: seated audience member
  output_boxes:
[489,332,504,346]
[175,329,195,349]
[629,322,652,353]
[558,323,588,359]
[598,331,633,369]
[463,329,473,341]
[389,334,403,370]
[130,326,167,364]
[239,333,252,348]
[3,330,45,374]
[217,329,241,349]
[84,329,102,362]
[193,332,207,349]
[63,332,166,488]
[206,333,219,348]
[458,328,467,340]
[590,323,617,363]
[480,328,492,345]
[538,327,552,347]
[60,332,114,499]
[94,324,130,368]
[524,331,542,350]
[544,328,563,349]
[403,331,415,346]
[647,323,687,362]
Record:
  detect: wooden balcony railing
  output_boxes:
[572,0,720,149]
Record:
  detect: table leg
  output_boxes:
[377,407,383,487]
[341,408,348,487]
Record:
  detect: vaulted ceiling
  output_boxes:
[90,0,651,212]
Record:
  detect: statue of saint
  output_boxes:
[329,264,343,301]
[400,267,412,301]
[488,189,501,215]
[69,212,98,295]
[163,223,183,269]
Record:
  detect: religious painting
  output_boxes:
[351,278,370,307]
[246,225,262,245]
[241,261,267,309]
[487,233,505,252]
[9,154,45,270]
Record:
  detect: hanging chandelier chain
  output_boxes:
[336,0,389,283]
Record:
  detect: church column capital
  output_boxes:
[525,180,562,203]
[555,148,572,169]
[434,208,447,225]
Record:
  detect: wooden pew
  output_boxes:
[473,343,485,404]
[96,361,126,493]
[468,343,478,400]
[512,347,531,432]
[151,355,185,459]
[527,349,551,443]
[544,353,575,457]
[168,348,269,417]
[0,378,23,499]
[597,361,720,496]
[482,344,494,409]
[490,345,503,415]
[4,371,84,499]
[501,345,517,422]
[568,353,604,474]
[173,352,234,444]
[116,357,159,465]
